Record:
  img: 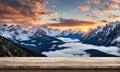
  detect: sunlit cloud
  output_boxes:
[111,3,119,8]
[78,6,90,11]
[87,0,100,4]
[47,18,97,32]
[0,0,120,30]
[48,18,96,27]
[0,0,57,28]
[112,0,120,3]
[93,9,115,14]
[38,12,58,16]
[93,0,101,4]
[104,9,115,13]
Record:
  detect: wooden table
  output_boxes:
[0,57,120,72]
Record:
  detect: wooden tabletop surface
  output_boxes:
[0,57,120,69]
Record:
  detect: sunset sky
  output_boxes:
[0,0,120,32]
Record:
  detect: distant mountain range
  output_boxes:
[0,21,120,57]
[0,24,83,53]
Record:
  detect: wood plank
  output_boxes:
[0,69,120,72]
[0,57,120,69]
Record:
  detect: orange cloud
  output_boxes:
[111,3,119,8]
[38,12,58,16]
[87,0,100,4]
[93,1,117,14]
[112,0,120,3]
[0,0,46,26]
[47,18,97,32]
[93,9,114,14]
[103,9,115,13]
[48,18,96,27]
[93,0,100,4]
[78,6,90,11]
[0,0,57,28]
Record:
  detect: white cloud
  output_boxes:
[42,38,120,57]
[58,37,80,43]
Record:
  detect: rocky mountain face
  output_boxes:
[82,21,120,47]
[0,24,65,54]
[0,24,83,53]
[29,25,83,39]
[0,36,46,57]
[0,21,120,57]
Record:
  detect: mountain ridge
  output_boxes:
[1,21,120,57]
[82,21,120,47]
[0,35,46,57]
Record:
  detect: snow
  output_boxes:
[50,45,57,49]
[31,40,36,42]
[42,38,120,57]
[29,25,62,37]
[112,36,120,43]
[24,44,36,47]
[1,23,120,57]
[51,41,59,43]
[0,24,29,41]
[20,42,24,44]
[16,34,29,41]
[38,43,42,45]
[1,32,12,39]
[58,37,80,43]
[94,27,103,36]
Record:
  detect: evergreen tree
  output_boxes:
[0,42,10,57]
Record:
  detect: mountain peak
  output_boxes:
[83,21,120,46]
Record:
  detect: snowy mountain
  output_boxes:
[0,22,120,57]
[0,24,27,40]
[58,29,83,39]
[0,24,64,53]
[0,24,83,41]
[83,21,120,47]
[15,32,64,53]
[29,25,62,37]
[29,25,83,39]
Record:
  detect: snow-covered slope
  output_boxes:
[0,24,64,53]
[29,25,62,37]
[0,24,83,41]
[0,23,120,57]
[83,21,120,47]
[0,24,28,40]
[29,25,83,39]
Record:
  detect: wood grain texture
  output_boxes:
[0,57,120,69]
